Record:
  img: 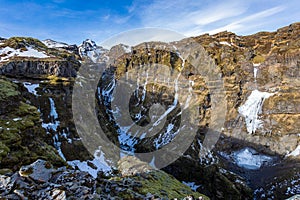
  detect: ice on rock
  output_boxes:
[41,98,64,160]
[42,98,60,131]
[238,90,275,134]
[23,82,39,96]
[253,68,258,79]
[232,148,273,170]
[287,145,300,157]
[49,98,58,119]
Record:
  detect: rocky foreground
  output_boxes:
[0,157,207,199]
[0,23,299,199]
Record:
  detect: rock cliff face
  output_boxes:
[94,22,300,199]
[0,23,299,199]
[193,23,300,156]
[0,37,80,78]
[0,60,79,78]
[96,23,300,158]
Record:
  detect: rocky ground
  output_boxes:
[0,23,299,199]
[0,157,207,199]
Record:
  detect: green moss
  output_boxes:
[0,141,9,160]
[47,75,71,85]
[108,171,210,199]
[0,79,20,101]
[114,156,210,199]
[3,37,47,50]
[0,83,65,169]
[34,143,66,166]
[46,48,77,61]
[0,131,21,146]
[133,170,209,199]
[0,102,41,134]
[253,55,265,63]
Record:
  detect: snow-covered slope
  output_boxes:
[0,46,49,62]
[42,39,68,48]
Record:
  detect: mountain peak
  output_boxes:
[78,39,108,63]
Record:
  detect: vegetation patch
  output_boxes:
[0,79,20,101]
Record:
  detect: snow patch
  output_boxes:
[287,145,300,157]
[0,46,49,62]
[182,181,201,191]
[23,82,39,96]
[117,124,138,152]
[253,68,258,80]
[238,90,275,134]
[53,134,65,160]
[67,148,112,178]
[121,44,131,53]
[13,117,22,121]
[220,41,232,46]
[42,39,68,48]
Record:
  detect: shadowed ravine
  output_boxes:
[0,23,299,199]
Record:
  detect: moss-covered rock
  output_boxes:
[0,78,65,170]
[1,37,47,50]
[0,78,21,115]
[117,156,209,199]
[0,79,20,101]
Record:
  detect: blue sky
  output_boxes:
[0,0,299,45]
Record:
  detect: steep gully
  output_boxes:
[7,64,298,199]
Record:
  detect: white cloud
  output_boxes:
[112,15,132,24]
[188,2,247,26]
[129,0,290,37]
[100,28,185,48]
[206,6,285,34]
[135,0,248,34]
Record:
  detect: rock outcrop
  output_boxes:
[0,77,65,172]
[0,157,208,199]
